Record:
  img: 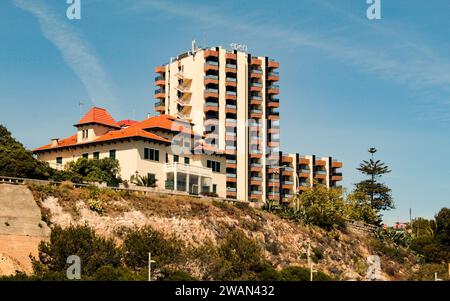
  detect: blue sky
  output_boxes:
[1,0,449,224]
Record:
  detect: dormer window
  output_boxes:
[82,129,89,140]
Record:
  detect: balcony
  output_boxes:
[268,141,279,147]
[299,157,310,165]
[332,175,343,181]
[225,52,237,60]
[225,90,237,100]
[267,72,279,82]
[155,75,165,86]
[205,61,219,71]
[282,156,293,163]
[332,161,343,168]
[154,88,165,99]
[204,49,219,58]
[250,163,262,172]
[225,104,237,114]
[267,84,280,94]
[225,146,237,155]
[268,59,280,69]
[249,150,262,159]
[268,98,280,108]
[298,169,310,178]
[204,102,219,112]
[316,159,327,166]
[250,95,262,105]
[226,161,237,169]
[225,64,237,73]
[225,118,237,127]
[154,101,165,112]
[204,88,219,99]
[155,65,166,73]
[204,75,219,85]
[250,108,263,119]
[251,58,262,66]
[250,82,262,92]
[250,69,263,79]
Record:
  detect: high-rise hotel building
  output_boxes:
[153,44,343,202]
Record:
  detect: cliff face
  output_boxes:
[1,184,418,280]
[0,184,50,275]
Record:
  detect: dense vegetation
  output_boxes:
[1,225,332,281]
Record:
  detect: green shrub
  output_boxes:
[33,225,121,277]
[211,229,265,280]
[87,198,105,214]
[160,269,198,281]
[122,226,184,271]
[279,266,332,281]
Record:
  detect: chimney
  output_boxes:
[147,113,152,119]
[51,138,59,147]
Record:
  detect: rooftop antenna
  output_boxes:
[192,39,197,53]
[78,101,84,117]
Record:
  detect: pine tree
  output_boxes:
[355,147,394,214]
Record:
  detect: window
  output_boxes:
[56,157,62,165]
[165,153,169,163]
[82,130,89,139]
[174,155,179,163]
[184,157,190,165]
[82,153,88,159]
[93,152,100,159]
[144,148,159,161]
[109,150,116,160]
[207,160,221,173]
[213,184,217,194]
[147,173,156,187]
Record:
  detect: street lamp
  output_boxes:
[148,252,156,281]
[272,165,300,194]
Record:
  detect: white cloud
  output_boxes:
[14,0,116,106]
[130,0,450,95]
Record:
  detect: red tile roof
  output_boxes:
[137,114,200,136]
[34,109,199,152]
[117,119,138,127]
[75,107,120,128]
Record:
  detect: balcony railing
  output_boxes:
[226,118,237,124]
[226,159,237,164]
[251,69,262,74]
[268,84,279,89]
[226,173,237,178]
[283,180,294,185]
[154,101,165,107]
[250,109,263,114]
[299,169,310,174]
[205,102,219,107]
[226,104,237,110]
[205,61,219,66]
[155,75,165,81]
[268,71,279,76]
[316,170,327,175]
[226,63,237,69]
[250,82,262,87]
[227,187,237,192]
[204,75,219,80]
[250,95,262,100]
[155,88,165,94]
[226,90,237,96]
[205,88,219,94]
[250,190,263,195]
[226,77,237,82]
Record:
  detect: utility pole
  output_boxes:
[148,252,156,282]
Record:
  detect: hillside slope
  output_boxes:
[0,183,419,280]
